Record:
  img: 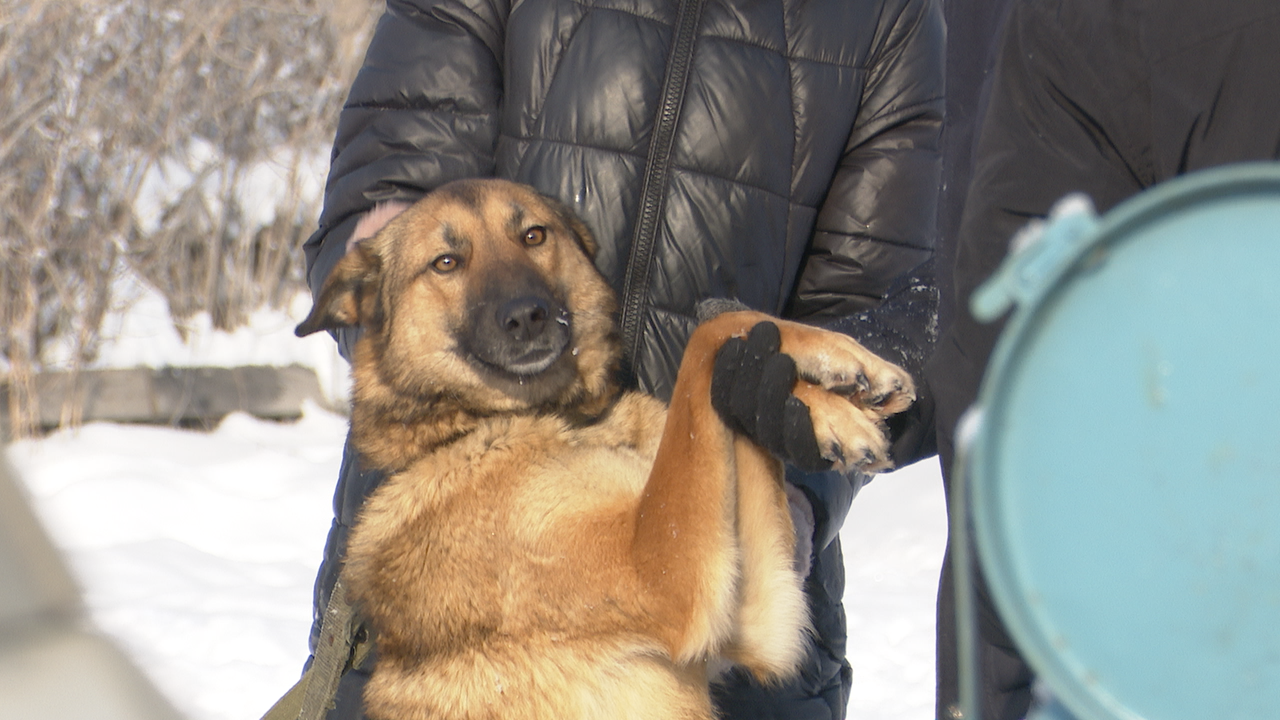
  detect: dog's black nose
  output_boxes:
[497,296,550,342]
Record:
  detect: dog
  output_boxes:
[295,179,914,720]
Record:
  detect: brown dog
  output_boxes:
[296,179,914,720]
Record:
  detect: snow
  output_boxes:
[5,284,949,720]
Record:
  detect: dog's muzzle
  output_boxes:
[469,294,572,376]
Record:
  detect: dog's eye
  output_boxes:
[432,254,462,273]
[522,226,547,247]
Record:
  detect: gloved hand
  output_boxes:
[710,321,832,473]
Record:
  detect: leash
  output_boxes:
[261,575,370,720]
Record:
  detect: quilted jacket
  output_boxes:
[304,0,943,402]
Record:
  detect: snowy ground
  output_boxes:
[5,284,948,720]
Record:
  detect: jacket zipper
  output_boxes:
[618,0,707,386]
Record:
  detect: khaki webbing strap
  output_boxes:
[261,576,368,720]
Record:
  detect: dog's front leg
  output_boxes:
[632,309,914,675]
[631,311,801,667]
[632,329,741,665]
[720,433,809,680]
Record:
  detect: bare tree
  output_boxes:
[0,0,378,436]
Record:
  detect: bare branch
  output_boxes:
[1,0,380,436]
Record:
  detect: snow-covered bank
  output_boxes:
[8,407,345,720]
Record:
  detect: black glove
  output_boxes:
[710,322,832,472]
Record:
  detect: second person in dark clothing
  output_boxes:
[928,1,1280,718]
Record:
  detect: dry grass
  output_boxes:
[0,0,378,436]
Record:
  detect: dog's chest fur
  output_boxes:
[344,392,670,658]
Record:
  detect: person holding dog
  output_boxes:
[299,1,944,718]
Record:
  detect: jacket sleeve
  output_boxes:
[825,259,938,465]
[927,0,1151,460]
[787,0,944,322]
[789,0,944,466]
[302,0,509,310]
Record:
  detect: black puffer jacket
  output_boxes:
[303,1,943,717]
[305,0,943,399]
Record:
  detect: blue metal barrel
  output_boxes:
[959,163,1280,720]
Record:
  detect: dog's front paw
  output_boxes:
[710,320,915,473]
[788,332,916,418]
[789,381,894,473]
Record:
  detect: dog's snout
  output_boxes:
[467,284,571,378]
[499,297,550,342]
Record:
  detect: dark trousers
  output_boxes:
[932,432,1034,720]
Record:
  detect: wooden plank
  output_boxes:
[1,366,332,438]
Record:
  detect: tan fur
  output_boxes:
[296,179,915,720]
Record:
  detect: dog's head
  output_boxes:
[297,179,619,418]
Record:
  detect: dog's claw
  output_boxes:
[825,444,847,468]
[860,448,878,468]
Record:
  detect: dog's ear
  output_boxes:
[542,194,598,258]
[295,243,383,337]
